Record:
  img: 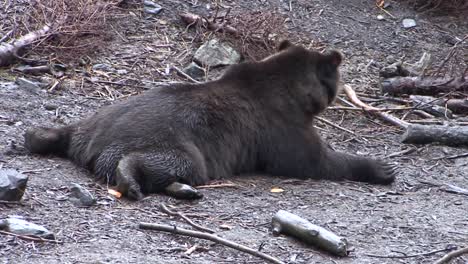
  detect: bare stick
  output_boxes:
[139,222,285,264]
[196,182,238,189]
[365,246,454,259]
[434,246,468,264]
[0,230,61,244]
[160,203,215,234]
[342,84,408,128]
[315,116,357,137]
[171,66,201,83]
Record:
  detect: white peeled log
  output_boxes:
[272,210,348,257]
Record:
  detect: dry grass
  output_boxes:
[6,0,120,63]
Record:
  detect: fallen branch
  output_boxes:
[434,246,468,264]
[381,77,468,96]
[139,222,285,264]
[160,203,215,233]
[401,124,468,146]
[365,246,455,259]
[272,210,348,257]
[180,12,238,36]
[342,84,409,128]
[0,25,50,67]
[0,230,61,244]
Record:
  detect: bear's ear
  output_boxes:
[278,40,293,51]
[324,50,343,67]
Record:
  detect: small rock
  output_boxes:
[402,18,417,28]
[377,15,385,20]
[15,77,41,94]
[194,39,241,67]
[44,104,58,111]
[144,0,162,15]
[116,69,128,75]
[0,169,28,201]
[69,183,96,207]
[92,63,113,71]
[0,217,55,239]
[183,62,206,79]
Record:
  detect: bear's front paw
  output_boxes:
[350,159,397,185]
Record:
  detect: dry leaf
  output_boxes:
[270,187,284,193]
[108,189,122,198]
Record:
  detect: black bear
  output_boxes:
[24,40,396,200]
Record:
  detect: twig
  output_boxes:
[445,152,468,160]
[365,246,456,259]
[342,84,408,129]
[442,184,468,196]
[171,66,201,83]
[0,230,61,244]
[315,116,357,137]
[196,182,238,189]
[160,203,215,234]
[329,106,414,111]
[434,246,468,264]
[384,147,417,158]
[434,34,468,76]
[185,244,198,255]
[139,222,285,264]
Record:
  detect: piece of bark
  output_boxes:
[0,25,50,67]
[271,210,348,257]
[381,77,468,96]
[401,124,468,146]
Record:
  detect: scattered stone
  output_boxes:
[69,183,96,207]
[194,39,241,67]
[0,169,28,201]
[15,77,41,94]
[44,104,58,111]
[402,18,417,28]
[0,217,55,239]
[92,63,113,71]
[116,69,128,75]
[183,62,206,79]
[144,0,163,15]
[377,15,385,20]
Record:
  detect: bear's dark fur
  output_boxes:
[24,40,396,200]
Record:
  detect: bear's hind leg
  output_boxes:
[114,149,207,200]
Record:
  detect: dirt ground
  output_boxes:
[1,0,467,263]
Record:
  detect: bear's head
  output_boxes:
[265,40,343,116]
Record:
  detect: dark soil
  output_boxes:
[1,0,467,263]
